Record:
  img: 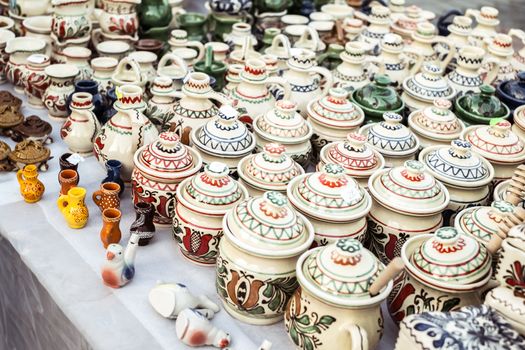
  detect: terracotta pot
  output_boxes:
[100,208,122,248]
[92,182,121,212]
[58,169,79,197]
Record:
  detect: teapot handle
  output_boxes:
[342,324,369,350]
[509,28,525,46]
[464,8,480,21]
[309,66,334,97]
[205,90,234,107]
[112,57,142,86]
[295,27,320,52]
[91,28,103,48]
[482,57,501,85]
[365,56,385,76]
[268,34,291,58]
[265,76,291,100]
[434,37,457,70]
[57,194,70,213]
[16,169,24,187]
[158,53,188,78]
[186,40,205,64]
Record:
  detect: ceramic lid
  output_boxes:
[223,191,314,258]
[192,105,256,158]
[486,287,525,329]
[254,100,313,144]
[462,120,525,164]
[419,140,494,188]
[408,99,465,141]
[360,112,420,157]
[402,63,456,102]
[133,131,203,182]
[507,224,525,252]
[320,133,385,178]
[297,238,391,307]
[177,162,248,215]
[8,140,50,163]
[287,163,371,222]
[352,75,404,113]
[307,88,365,129]
[12,115,52,138]
[406,227,492,288]
[455,201,515,244]
[237,143,304,192]
[456,85,510,120]
[368,160,450,215]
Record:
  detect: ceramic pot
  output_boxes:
[92,182,120,212]
[5,37,46,93]
[95,40,131,61]
[446,46,487,95]
[497,72,525,111]
[128,50,158,87]
[62,46,93,81]
[461,121,525,185]
[288,163,371,246]
[377,33,420,87]
[223,22,257,51]
[22,16,53,57]
[132,131,202,226]
[60,92,100,156]
[57,186,89,229]
[59,153,78,174]
[11,0,50,17]
[51,0,91,44]
[93,84,159,181]
[360,112,419,168]
[91,57,118,95]
[17,164,45,203]
[455,85,510,126]
[43,64,79,120]
[9,140,51,172]
[388,227,492,324]
[513,105,525,141]
[177,12,207,42]
[129,201,156,246]
[482,34,516,85]
[332,41,379,90]
[145,76,177,132]
[216,191,314,325]
[23,54,50,109]
[137,0,172,35]
[359,5,391,47]
[0,29,14,84]
[173,162,248,265]
[366,160,449,264]
[493,223,525,291]
[100,208,122,248]
[156,53,188,90]
[99,0,140,40]
[419,140,494,226]
[102,159,125,196]
[58,169,79,197]
[253,100,313,168]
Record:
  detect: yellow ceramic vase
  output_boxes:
[17,164,45,203]
[57,187,89,229]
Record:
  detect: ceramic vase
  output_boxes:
[130,201,156,246]
[43,64,79,120]
[23,54,50,109]
[100,208,122,248]
[5,37,46,93]
[99,0,140,41]
[57,186,89,229]
[69,80,106,124]
[51,0,92,44]
[446,46,486,95]
[17,164,45,203]
[145,76,178,132]
[92,182,121,212]
[58,169,79,197]
[91,57,118,95]
[102,159,125,196]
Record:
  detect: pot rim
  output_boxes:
[454,94,510,123]
[22,15,52,34]
[306,97,365,129]
[44,63,79,79]
[236,155,301,193]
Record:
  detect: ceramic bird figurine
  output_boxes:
[175,308,231,348]
[101,234,140,288]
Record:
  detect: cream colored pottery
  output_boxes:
[285,238,395,350]
[5,37,46,93]
[0,29,14,84]
[191,105,256,176]
[50,0,91,45]
[466,6,500,45]
[367,160,449,264]
[168,29,204,66]
[90,56,118,94]
[98,0,139,41]
[156,53,187,90]
[223,64,242,95]
[0,16,15,33]
[293,26,324,54]
[359,112,419,168]
[445,15,474,51]
[446,45,488,95]
[111,56,147,90]
[419,140,494,226]
[264,34,291,72]
[93,84,159,181]
[223,22,257,51]
[91,27,138,47]
[51,33,90,64]
[461,121,525,185]
[204,41,229,62]
[485,286,525,337]
[320,3,353,20]
[95,40,130,61]
[237,143,304,197]
[171,47,198,69]
[287,163,371,246]
[7,11,23,37]
[377,33,420,87]
[253,100,313,167]
[173,162,248,265]
[408,99,465,148]
[62,46,93,81]
[216,191,314,325]
[132,130,201,226]
[23,54,50,109]
[43,63,79,120]
[493,221,525,289]
[509,28,525,73]
[388,227,492,324]
[12,0,50,17]
[333,41,381,91]
[390,5,429,40]
[343,18,365,42]
[307,88,365,155]
[513,105,525,141]
[358,5,392,47]
[227,36,262,66]
[22,16,53,57]
[230,58,291,119]
[405,22,455,71]
[318,133,385,189]
[493,180,525,209]
[128,50,158,86]
[482,34,516,85]
[282,49,333,117]
[145,76,177,132]
[60,92,100,156]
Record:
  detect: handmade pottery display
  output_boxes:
[17,164,45,203]
[454,85,510,126]
[175,309,231,349]
[407,99,465,148]
[446,46,488,96]
[360,112,419,168]
[101,234,140,288]
[132,131,202,225]
[129,202,156,246]
[23,54,50,109]
[253,100,313,167]
[57,186,89,229]
[145,76,177,132]
[43,64,79,120]
[4,37,46,93]
[377,33,420,87]
[496,72,525,111]
[366,160,449,264]
[9,140,51,171]
[100,208,122,248]
[173,162,248,265]
[58,169,79,197]
[217,191,314,325]
[93,84,159,181]
[92,182,121,212]
[462,120,525,185]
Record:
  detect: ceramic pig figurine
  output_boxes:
[101,234,140,288]
[175,309,231,348]
[148,282,220,319]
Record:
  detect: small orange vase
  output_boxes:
[17,164,45,203]
[100,208,122,248]
[58,169,79,196]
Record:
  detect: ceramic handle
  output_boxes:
[57,194,69,213]
[509,28,525,44]
[343,324,369,350]
[269,34,291,57]
[113,57,142,85]
[369,257,404,296]
[158,53,188,77]
[265,76,291,100]
[92,190,103,207]
[187,40,205,63]
[482,57,501,85]
[295,27,320,52]
[434,37,457,70]
[309,66,334,97]
[206,90,234,107]
[16,169,24,187]
[365,56,385,76]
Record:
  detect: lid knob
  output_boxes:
[374,74,392,87]
[263,143,286,157]
[480,84,496,96]
[327,87,349,102]
[406,5,420,18]
[275,100,298,117]
[416,22,436,37]
[320,163,348,188]
[382,112,403,124]
[489,119,511,137]
[289,49,316,69]
[432,227,464,253]
[450,139,472,158]
[402,160,425,181]
[217,105,238,125]
[158,131,180,147]
[431,98,452,115]
[345,132,366,151]
[205,162,229,178]
[259,191,289,219]
[331,239,363,266]
[422,63,443,77]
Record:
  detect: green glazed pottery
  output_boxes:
[178,12,208,42]
[194,46,228,92]
[138,0,172,32]
[209,12,243,41]
[455,84,511,125]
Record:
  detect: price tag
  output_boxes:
[66,153,85,165]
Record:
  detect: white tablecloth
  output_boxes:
[0,85,398,349]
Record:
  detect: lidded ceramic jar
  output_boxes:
[402,63,457,111]
[237,143,304,197]
[419,140,494,226]
[462,120,525,184]
[285,238,394,350]
[216,191,314,325]
[253,100,313,168]
[132,131,202,226]
[388,227,492,323]
[318,133,385,189]
[350,75,405,123]
[287,163,372,247]
[513,105,525,140]
[360,112,420,168]
[191,105,256,176]
[408,99,465,148]
[173,162,248,265]
[455,84,510,126]
[306,88,365,155]
[367,160,449,264]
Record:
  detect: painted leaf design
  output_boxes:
[319,315,336,326]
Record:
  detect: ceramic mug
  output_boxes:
[92,182,121,212]
[58,169,79,196]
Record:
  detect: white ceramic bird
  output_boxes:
[101,233,140,288]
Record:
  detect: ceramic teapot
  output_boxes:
[358,5,392,47]
[377,33,421,87]
[446,45,490,95]
[332,41,382,91]
[465,6,500,45]
[93,84,159,181]
[497,72,525,111]
[454,84,510,125]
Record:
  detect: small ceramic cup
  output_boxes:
[92,182,121,212]
[58,169,79,197]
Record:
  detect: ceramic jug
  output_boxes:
[51,0,91,44]
[23,54,50,109]
[156,53,188,90]
[62,46,93,81]
[482,34,517,85]
[358,5,391,47]
[405,22,456,71]
[465,6,499,45]
[146,76,178,132]
[43,64,80,120]
[17,164,45,203]
[91,57,118,95]
[130,202,156,246]
[224,22,257,51]
[93,84,159,182]
[100,208,122,248]
[92,182,120,212]
[5,37,46,93]
[99,0,140,41]
[69,80,106,124]
[282,49,333,117]
[446,46,489,95]
[57,186,89,229]
[377,33,420,86]
[333,41,382,90]
[111,57,147,90]
[60,92,101,156]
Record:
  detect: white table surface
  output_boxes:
[0,85,398,350]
